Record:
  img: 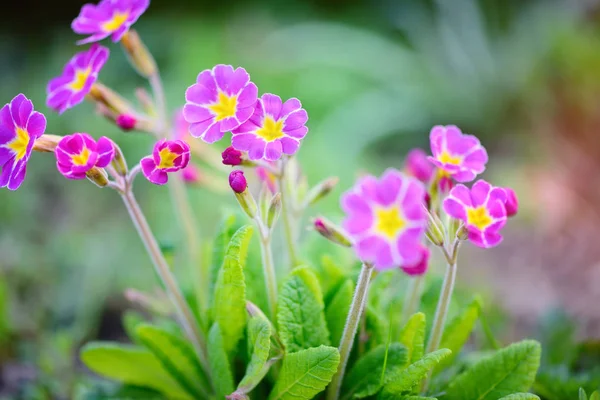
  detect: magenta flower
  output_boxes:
[55,133,115,180]
[229,170,247,193]
[174,108,190,141]
[443,180,508,248]
[401,246,429,276]
[222,146,243,166]
[141,139,190,185]
[232,93,308,161]
[405,148,435,183]
[183,65,258,143]
[256,165,277,194]
[341,169,427,270]
[71,0,149,45]
[47,44,109,114]
[428,125,488,183]
[0,94,46,190]
[503,187,518,217]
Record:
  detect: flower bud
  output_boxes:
[426,212,445,246]
[405,148,435,183]
[230,170,257,218]
[438,174,454,194]
[304,177,339,206]
[267,193,282,229]
[229,170,247,193]
[503,187,518,217]
[33,134,62,153]
[116,114,137,131]
[88,83,134,115]
[401,246,429,276]
[222,146,243,166]
[313,217,353,247]
[111,142,128,177]
[120,30,157,78]
[182,164,202,184]
[86,167,109,188]
[457,224,469,240]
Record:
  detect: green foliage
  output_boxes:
[591,391,600,400]
[268,345,340,400]
[209,213,245,301]
[207,323,234,398]
[122,310,146,345]
[326,279,354,347]
[317,255,348,301]
[497,394,540,400]
[445,340,542,400]
[235,316,273,395]
[277,267,330,352]
[399,312,426,364]
[534,369,600,400]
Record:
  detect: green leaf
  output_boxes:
[208,323,234,398]
[401,397,437,400]
[326,279,353,347]
[209,213,244,301]
[341,343,408,400]
[580,388,589,400]
[268,345,340,400]
[213,225,253,354]
[235,316,273,395]
[136,324,209,398]
[277,267,330,352]
[590,391,600,400]
[379,349,451,398]
[122,310,146,344]
[80,342,192,399]
[497,394,540,400]
[398,312,426,364]
[319,255,347,300]
[445,340,542,400]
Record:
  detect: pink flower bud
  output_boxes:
[182,164,202,184]
[503,187,518,217]
[116,114,137,131]
[313,217,352,247]
[222,146,243,166]
[405,148,435,183]
[229,170,247,193]
[401,246,429,276]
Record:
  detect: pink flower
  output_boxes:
[401,246,429,276]
[256,166,277,194]
[116,114,137,131]
[181,164,201,184]
[232,93,308,161]
[229,170,247,193]
[428,125,488,183]
[341,169,427,270]
[55,133,115,179]
[443,180,508,248]
[405,148,434,183]
[222,146,243,166]
[71,0,149,45]
[141,139,190,185]
[47,44,109,114]
[183,65,258,143]
[503,187,518,217]
[173,108,190,141]
[0,94,47,190]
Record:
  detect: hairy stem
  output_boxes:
[278,163,299,267]
[258,232,278,322]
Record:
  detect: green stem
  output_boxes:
[278,165,300,267]
[401,274,425,324]
[326,263,374,400]
[258,230,278,322]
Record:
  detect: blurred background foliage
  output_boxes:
[1,0,600,397]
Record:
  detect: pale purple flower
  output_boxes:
[0,94,46,190]
[341,169,427,270]
[184,65,258,143]
[232,93,308,161]
[443,180,508,248]
[428,125,488,183]
[47,44,109,114]
[72,0,150,45]
[405,148,435,183]
[141,139,190,185]
[56,133,115,179]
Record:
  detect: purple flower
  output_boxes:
[232,93,308,161]
[428,125,488,183]
[174,108,191,141]
[443,180,508,248]
[55,133,115,179]
[71,0,150,45]
[116,114,137,131]
[47,44,109,114]
[184,65,258,143]
[141,139,190,185]
[0,94,46,190]
[405,148,435,183]
[341,169,427,271]
[229,170,247,193]
[401,246,429,276]
[503,187,518,217]
[222,146,243,166]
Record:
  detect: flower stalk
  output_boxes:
[278,160,300,267]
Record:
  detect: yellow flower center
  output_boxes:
[255,116,284,142]
[103,11,129,32]
[438,150,462,165]
[466,206,492,230]
[71,69,91,91]
[374,207,405,239]
[158,148,179,169]
[71,147,92,166]
[7,127,30,160]
[209,92,238,121]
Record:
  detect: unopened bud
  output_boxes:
[457,224,468,240]
[230,170,257,218]
[33,134,62,153]
[267,193,282,229]
[313,217,352,247]
[111,143,128,177]
[182,164,202,184]
[304,177,339,207]
[222,146,243,166]
[503,187,518,217]
[405,148,435,183]
[116,114,137,131]
[426,211,445,246]
[438,174,454,194]
[89,83,133,115]
[121,30,157,77]
[86,167,109,188]
[229,170,247,193]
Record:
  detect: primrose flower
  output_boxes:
[401,246,429,276]
[232,93,308,161]
[55,133,115,180]
[428,125,488,183]
[184,65,258,143]
[47,44,109,114]
[222,146,243,166]
[503,187,518,217]
[71,0,150,45]
[141,139,190,185]
[0,94,46,190]
[341,169,427,270]
[443,180,508,248]
[405,148,435,183]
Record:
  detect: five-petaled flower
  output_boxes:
[72,0,149,45]
[341,169,427,270]
[141,139,190,185]
[184,65,258,144]
[232,93,308,161]
[56,133,115,179]
[0,94,47,190]
[443,180,507,248]
[47,44,109,114]
[428,125,488,183]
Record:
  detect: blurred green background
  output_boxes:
[2,0,600,397]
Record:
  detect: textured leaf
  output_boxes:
[136,324,209,398]
[341,343,408,399]
[213,225,252,354]
[399,312,426,364]
[268,345,340,400]
[326,279,353,347]
[209,213,244,301]
[365,306,387,352]
[122,310,146,344]
[497,394,540,400]
[235,316,272,394]
[80,342,191,399]
[319,255,347,300]
[208,323,234,398]
[278,267,330,352]
[445,340,541,400]
[379,349,451,398]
